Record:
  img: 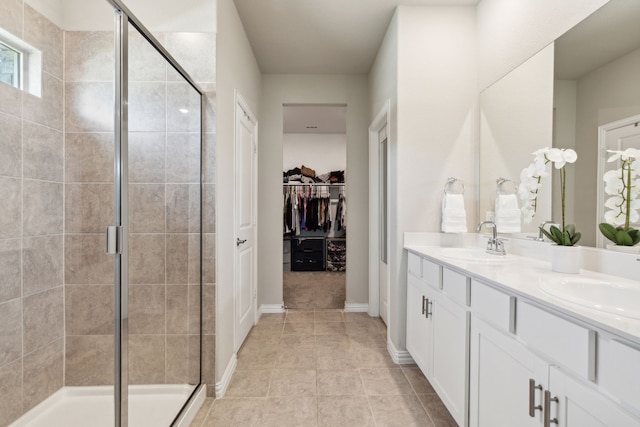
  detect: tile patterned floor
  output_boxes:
[190,310,457,427]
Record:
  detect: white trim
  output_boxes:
[344,302,369,313]
[215,353,237,398]
[387,339,415,365]
[259,303,285,316]
[368,100,391,320]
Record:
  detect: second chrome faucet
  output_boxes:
[476,221,506,255]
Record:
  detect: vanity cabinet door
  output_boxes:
[470,317,547,427]
[406,274,433,375]
[430,290,469,427]
[547,366,640,427]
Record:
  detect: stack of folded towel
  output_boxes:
[441,194,467,233]
[494,194,521,233]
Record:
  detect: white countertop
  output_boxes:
[404,233,640,346]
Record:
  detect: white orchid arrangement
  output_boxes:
[599,148,640,246]
[518,147,581,246]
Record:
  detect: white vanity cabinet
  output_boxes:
[469,316,547,427]
[405,247,640,427]
[548,365,640,427]
[406,252,469,427]
[407,273,433,372]
[469,279,640,427]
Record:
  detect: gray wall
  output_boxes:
[258,74,370,308]
[215,0,262,388]
[573,47,640,246]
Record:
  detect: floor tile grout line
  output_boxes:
[359,365,379,427]
[401,366,437,427]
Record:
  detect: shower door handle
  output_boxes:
[237,238,247,246]
[106,226,121,254]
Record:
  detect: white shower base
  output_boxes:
[10,384,205,427]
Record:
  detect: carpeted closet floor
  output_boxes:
[283,272,345,309]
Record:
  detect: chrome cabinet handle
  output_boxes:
[529,379,543,417]
[425,298,433,318]
[422,296,427,315]
[237,238,247,246]
[544,390,559,427]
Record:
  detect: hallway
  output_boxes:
[190,310,456,426]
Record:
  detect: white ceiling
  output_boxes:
[283,104,347,134]
[233,0,479,75]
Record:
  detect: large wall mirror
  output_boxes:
[479,0,640,247]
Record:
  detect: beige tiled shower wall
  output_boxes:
[63,28,117,390]
[63,27,217,396]
[0,3,64,426]
[0,3,216,424]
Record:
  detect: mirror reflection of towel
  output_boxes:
[494,194,521,233]
[442,194,467,233]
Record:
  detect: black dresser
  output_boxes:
[291,237,325,271]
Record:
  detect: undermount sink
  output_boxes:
[438,247,515,264]
[539,278,640,320]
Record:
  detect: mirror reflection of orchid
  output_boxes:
[518,147,581,246]
[599,148,640,246]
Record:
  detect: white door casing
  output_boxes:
[234,93,258,352]
[596,115,640,248]
[368,101,390,324]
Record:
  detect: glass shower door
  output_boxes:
[115,11,202,427]
[124,20,202,427]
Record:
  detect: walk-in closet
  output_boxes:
[282,104,347,309]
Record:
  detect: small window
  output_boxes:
[0,40,22,89]
[0,28,41,97]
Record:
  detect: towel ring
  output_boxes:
[496,178,517,196]
[444,177,464,195]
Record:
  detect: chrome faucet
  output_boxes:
[476,221,506,255]
[537,221,559,241]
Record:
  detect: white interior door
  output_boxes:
[597,115,640,247]
[234,96,257,351]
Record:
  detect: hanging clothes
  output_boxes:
[335,191,347,232]
[283,184,336,236]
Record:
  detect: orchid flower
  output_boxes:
[519,147,577,225]
[602,148,640,235]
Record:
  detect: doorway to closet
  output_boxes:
[282,104,347,309]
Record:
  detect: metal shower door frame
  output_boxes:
[108,1,206,426]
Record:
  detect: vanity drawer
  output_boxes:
[422,258,441,289]
[471,280,515,333]
[442,267,469,306]
[599,339,640,413]
[408,252,422,278]
[517,301,596,380]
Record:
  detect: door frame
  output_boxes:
[233,91,258,352]
[596,113,640,248]
[368,101,391,320]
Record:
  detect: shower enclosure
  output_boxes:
[0,0,208,426]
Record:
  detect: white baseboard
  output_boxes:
[344,303,369,312]
[387,339,415,365]
[215,354,237,398]
[258,303,284,316]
